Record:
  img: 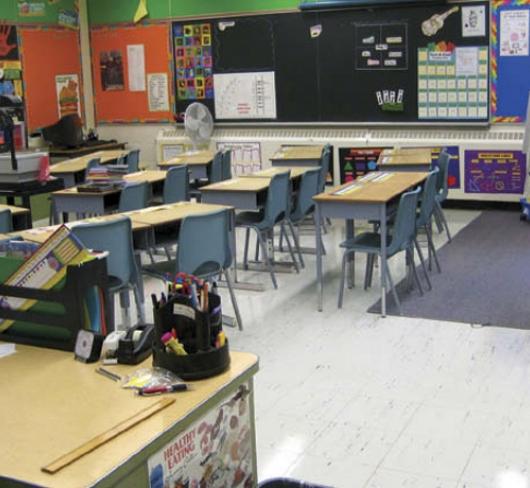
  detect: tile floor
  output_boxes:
[140,209,530,488]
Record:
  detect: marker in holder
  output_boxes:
[152,290,230,380]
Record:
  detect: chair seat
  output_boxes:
[143,259,221,279]
[340,232,382,252]
[236,210,267,230]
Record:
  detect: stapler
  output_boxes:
[116,324,154,365]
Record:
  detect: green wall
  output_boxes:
[0,0,78,24]
[88,0,303,26]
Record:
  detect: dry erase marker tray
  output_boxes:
[152,287,230,381]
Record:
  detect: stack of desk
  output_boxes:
[158,150,215,180]
[0,344,259,488]
[314,171,428,316]
[378,148,433,172]
[270,145,324,167]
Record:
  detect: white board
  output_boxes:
[213,71,277,119]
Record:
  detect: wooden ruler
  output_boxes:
[42,397,175,474]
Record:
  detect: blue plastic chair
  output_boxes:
[118,181,149,212]
[319,145,331,192]
[163,166,190,204]
[237,172,299,289]
[338,187,422,313]
[84,157,102,181]
[0,209,13,233]
[126,149,140,173]
[433,150,452,242]
[209,151,223,184]
[417,168,441,274]
[71,217,145,330]
[221,150,232,181]
[144,209,243,330]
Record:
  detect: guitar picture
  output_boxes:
[422,7,460,37]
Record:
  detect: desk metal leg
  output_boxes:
[346,219,355,288]
[316,203,323,312]
[380,204,387,317]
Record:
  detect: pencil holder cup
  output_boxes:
[152,292,230,380]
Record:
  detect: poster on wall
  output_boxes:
[417,42,488,120]
[174,23,213,101]
[147,384,255,488]
[0,25,23,105]
[216,141,262,175]
[339,148,386,183]
[55,74,81,118]
[147,73,169,112]
[431,146,460,189]
[500,9,529,57]
[0,25,19,61]
[99,50,124,91]
[17,1,46,17]
[214,72,277,119]
[127,44,146,92]
[465,150,526,194]
[461,5,486,38]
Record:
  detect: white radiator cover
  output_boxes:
[98,124,527,202]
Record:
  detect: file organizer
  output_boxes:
[0,256,110,351]
[152,292,230,380]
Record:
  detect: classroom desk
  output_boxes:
[242,166,314,179]
[0,344,259,488]
[48,140,126,159]
[270,145,324,167]
[158,150,215,180]
[50,150,131,188]
[51,171,167,224]
[314,171,428,316]
[378,148,432,172]
[0,203,32,230]
[200,178,270,211]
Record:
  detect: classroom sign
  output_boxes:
[147,384,255,488]
[464,149,526,194]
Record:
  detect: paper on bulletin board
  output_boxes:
[214,71,276,119]
[17,1,46,17]
[127,44,146,91]
[55,74,81,118]
[147,383,255,488]
[455,47,479,77]
[500,9,529,57]
[461,5,486,38]
[147,73,169,112]
[216,141,262,175]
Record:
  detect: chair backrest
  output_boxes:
[210,151,223,183]
[388,187,421,255]
[319,146,331,191]
[84,158,101,180]
[0,209,12,233]
[436,150,450,201]
[263,172,291,227]
[71,217,138,285]
[127,150,140,173]
[417,168,439,228]
[221,150,232,180]
[163,165,189,204]
[118,181,149,212]
[176,209,232,275]
[291,168,321,223]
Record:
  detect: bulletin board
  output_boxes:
[173,1,489,123]
[19,27,82,132]
[491,0,530,123]
[90,23,173,123]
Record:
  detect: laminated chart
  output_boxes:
[213,72,276,119]
[174,23,213,101]
[216,142,262,175]
[464,150,526,194]
[417,42,489,120]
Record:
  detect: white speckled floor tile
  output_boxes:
[366,468,458,488]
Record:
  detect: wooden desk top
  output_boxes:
[314,172,428,204]
[0,344,258,488]
[50,150,130,174]
[201,177,271,193]
[127,202,232,226]
[242,166,315,179]
[0,203,30,216]
[124,170,166,184]
[15,217,150,244]
[159,150,215,167]
[271,145,324,160]
[379,148,432,166]
[48,141,126,157]
[53,171,166,198]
